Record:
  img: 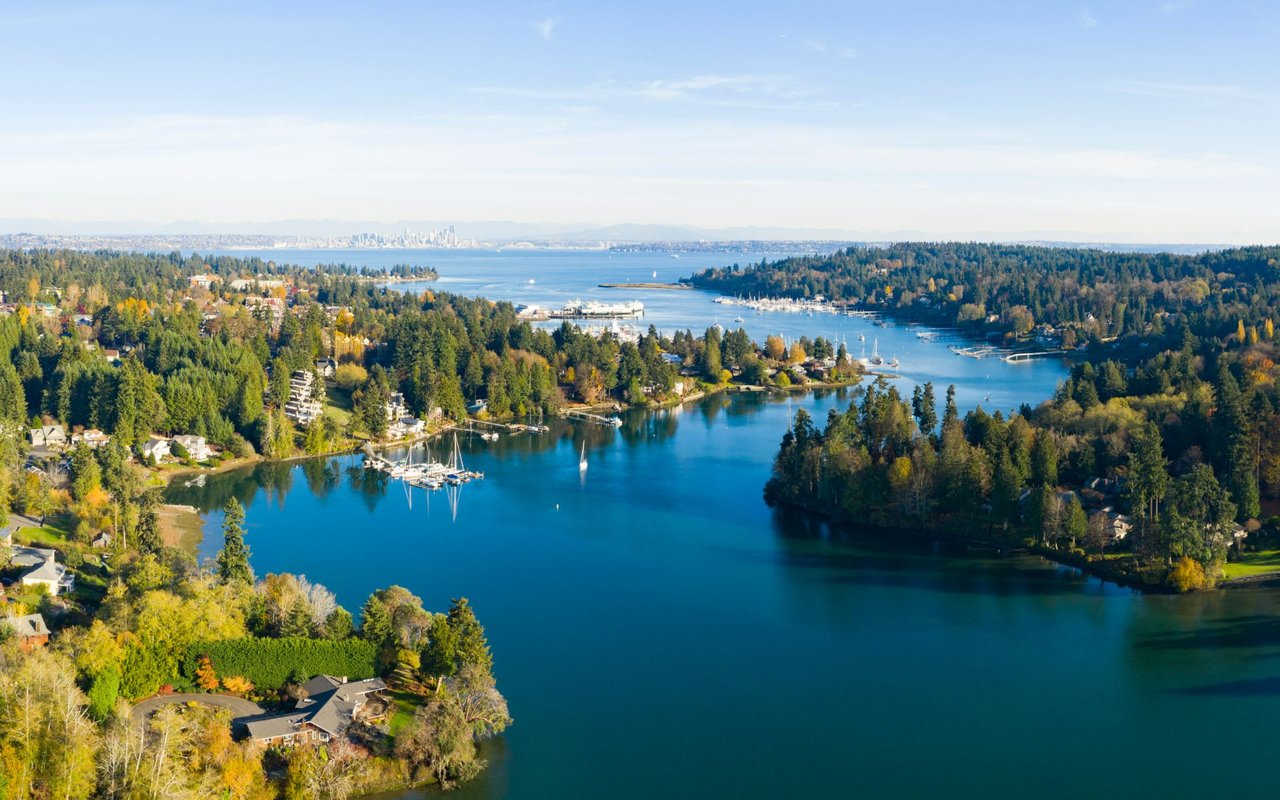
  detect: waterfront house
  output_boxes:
[28,425,67,450]
[3,613,51,651]
[238,675,388,747]
[173,434,215,461]
[140,436,172,462]
[1091,508,1133,542]
[10,545,74,595]
[284,370,323,427]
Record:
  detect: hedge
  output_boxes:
[181,637,379,690]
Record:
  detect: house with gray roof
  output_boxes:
[9,545,74,595]
[237,675,388,746]
[3,613,50,650]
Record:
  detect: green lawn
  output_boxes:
[14,524,70,548]
[1222,550,1280,579]
[387,689,422,737]
[326,385,354,427]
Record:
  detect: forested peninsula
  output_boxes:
[0,247,859,800]
[711,243,1280,591]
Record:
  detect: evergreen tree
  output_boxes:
[215,497,253,586]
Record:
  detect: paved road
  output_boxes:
[132,693,265,723]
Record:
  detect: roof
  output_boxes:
[241,675,387,740]
[3,613,49,638]
[10,545,56,569]
[22,558,65,583]
[243,712,311,741]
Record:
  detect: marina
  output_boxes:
[362,433,484,489]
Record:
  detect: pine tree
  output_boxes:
[216,497,253,586]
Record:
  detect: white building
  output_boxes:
[172,434,215,461]
[71,429,110,449]
[284,370,323,427]
[10,545,74,596]
[140,436,172,462]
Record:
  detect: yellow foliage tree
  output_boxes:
[761,336,783,360]
[222,675,254,695]
[1169,557,1207,593]
[1237,319,1247,343]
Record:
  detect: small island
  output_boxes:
[597,281,692,290]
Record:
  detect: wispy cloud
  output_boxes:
[1161,0,1193,13]
[803,39,826,53]
[1080,9,1099,28]
[533,17,558,40]
[1113,80,1280,104]
[467,74,825,108]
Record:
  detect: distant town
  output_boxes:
[0,229,863,256]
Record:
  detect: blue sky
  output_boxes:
[2,0,1278,241]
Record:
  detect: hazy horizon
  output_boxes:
[4,1,1278,242]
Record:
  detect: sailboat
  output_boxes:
[579,442,588,472]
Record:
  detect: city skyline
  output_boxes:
[3,1,1279,243]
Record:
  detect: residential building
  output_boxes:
[140,436,172,462]
[173,434,215,461]
[238,675,388,746]
[189,273,219,290]
[3,613,51,651]
[284,370,323,426]
[71,429,110,449]
[10,545,75,595]
[91,532,112,549]
[28,425,67,450]
[315,358,337,378]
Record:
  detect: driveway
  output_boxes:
[132,693,265,724]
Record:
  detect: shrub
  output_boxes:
[182,637,379,690]
[335,364,368,391]
[1168,557,1207,593]
[87,666,120,721]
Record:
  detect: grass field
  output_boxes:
[326,384,354,428]
[1222,550,1280,579]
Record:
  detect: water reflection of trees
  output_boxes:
[166,391,850,516]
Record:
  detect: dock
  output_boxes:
[564,409,624,427]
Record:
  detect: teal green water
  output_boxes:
[168,390,1280,800]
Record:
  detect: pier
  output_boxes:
[564,409,624,427]
[1002,350,1067,363]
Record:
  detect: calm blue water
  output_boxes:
[169,392,1280,800]
[169,249,1280,798]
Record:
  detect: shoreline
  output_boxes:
[768,498,1181,593]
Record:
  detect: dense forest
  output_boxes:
[757,244,1280,591]
[692,242,1280,351]
[0,249,812,466]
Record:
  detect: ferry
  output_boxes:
[549,299,645,319]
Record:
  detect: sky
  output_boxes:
[1,0,1278,242]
